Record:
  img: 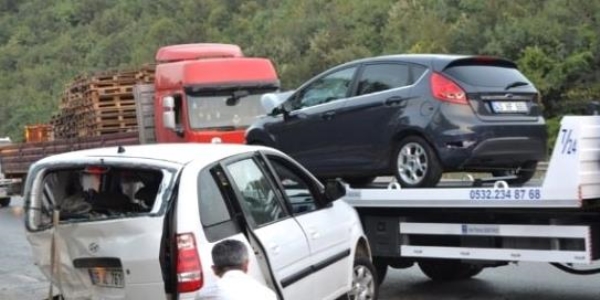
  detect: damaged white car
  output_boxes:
[24,144,377,300]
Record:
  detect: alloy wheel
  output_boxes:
[348,264,376,300]
[397,142,428,185]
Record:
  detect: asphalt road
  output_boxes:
[2,197,600,300]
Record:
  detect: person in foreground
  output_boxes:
[202,239,278,300]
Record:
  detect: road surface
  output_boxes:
[2,197,600,300]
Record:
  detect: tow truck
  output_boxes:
[344,116,600,282]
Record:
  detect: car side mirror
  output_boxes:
[261,93,283,115]
[324,178,346,202]
[162,96,176,130]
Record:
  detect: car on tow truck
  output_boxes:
[247,54,547,187]
[23,144,377,300]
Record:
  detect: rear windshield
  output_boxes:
[444,65,530,87]
[28,165,169,229]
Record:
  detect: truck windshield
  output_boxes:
[187,93,267,130]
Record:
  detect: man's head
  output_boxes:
[211,239,250,277]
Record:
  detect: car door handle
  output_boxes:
[385,96,407,106]
[321,111,336,120]
[308,229,320,239]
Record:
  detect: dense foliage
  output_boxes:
[0,0,599,143]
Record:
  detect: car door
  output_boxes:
[265,66,358,174]
[222,156,316,300]
[334,62,420,168]
[263,153,355,299]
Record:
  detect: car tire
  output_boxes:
[393,136,442,188]
[418,259,483,281]
[346,257,378,300]
[343,176,376,187]
[491,161,538,185]
[0,197,10,207]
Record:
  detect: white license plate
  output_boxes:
[88,268,125,288]
[0,189,6,197]
[491,101,528,113]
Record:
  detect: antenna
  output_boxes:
[117,146,125,154]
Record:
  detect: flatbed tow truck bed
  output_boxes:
[343,116,600,280]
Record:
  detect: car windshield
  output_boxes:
[187,93,268,130]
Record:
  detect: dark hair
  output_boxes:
[211,239,249,273]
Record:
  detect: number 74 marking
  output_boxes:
[560,129,577,155]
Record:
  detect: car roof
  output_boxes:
[335,54,513,71]
[36,143,273,166]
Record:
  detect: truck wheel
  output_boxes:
[0,197,10,207]
[418,259,483,281]
[492,161,537,185]
[346,257,378,300]
[393,136,442,188]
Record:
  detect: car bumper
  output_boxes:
[434,124,547,171]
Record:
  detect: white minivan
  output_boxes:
[24,144,377,300]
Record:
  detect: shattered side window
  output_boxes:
[36,166,165,224]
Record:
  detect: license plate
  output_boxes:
[491,101,528,113]
[88,268,125,288]
[0,189,6,197]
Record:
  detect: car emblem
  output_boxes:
[89,243,99,253]
[505,93,514,99]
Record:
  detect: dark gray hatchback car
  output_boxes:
[246,54,547,187]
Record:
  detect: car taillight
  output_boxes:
[430,72,468,105]
[176,233,203,293]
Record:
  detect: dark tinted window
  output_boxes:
[199,168,231,226]
[226,158,287,227]
[198,167,241,242]
[357,64,410,96]
[269,157,318,215]
[295,67,357,109]
[411,65,427,81]
[444,65,530,87]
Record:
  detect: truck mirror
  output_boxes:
[163,96,175,109]
[163,111,176,130]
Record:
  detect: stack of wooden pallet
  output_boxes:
[51,65,155,139]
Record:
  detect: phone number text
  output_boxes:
[469,188,541,200]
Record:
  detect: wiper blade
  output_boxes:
[505,81,530,90]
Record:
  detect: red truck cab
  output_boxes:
[154,43,279,144]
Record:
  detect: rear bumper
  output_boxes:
[434,124,547,171]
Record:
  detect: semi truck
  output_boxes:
[0,43,280,186]
[0,137,19,207]
[344,115,600,283]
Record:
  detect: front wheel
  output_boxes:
[393,136,442,188]
[346,257,378,300]
[0,197,10,207]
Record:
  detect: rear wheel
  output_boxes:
[0,197,10,207]
[491,161,538,185]
[393,136,442,188]
[346,257,378,300]
[418,259,483,281]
